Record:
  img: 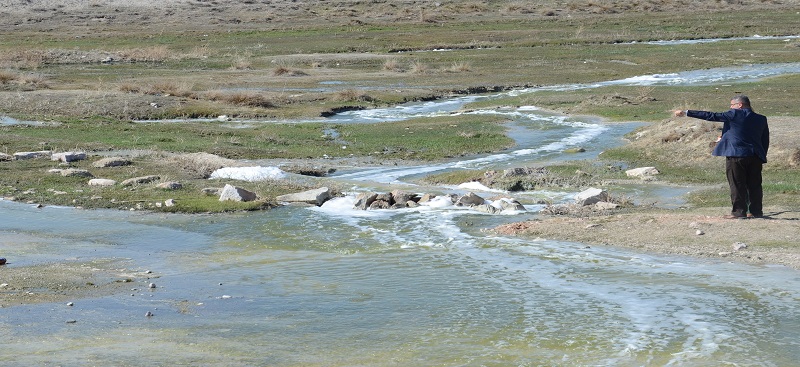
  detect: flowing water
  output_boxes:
[2,64,800,366]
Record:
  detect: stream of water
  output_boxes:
[2,63,800,366]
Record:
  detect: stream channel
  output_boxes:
[2,63,799,366]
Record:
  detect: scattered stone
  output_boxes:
[164,199,177,207]
[733,242,748,251]
[455,192,485,207]
[574,187,609,206]
[218,184,257,202]
[353,192,378,210]
[594,201,619,210]
[121,175,160,186]
[67,302,74,306]
[201,187,222,196]
[148,283,156,289]
[145,311,154,317]
[0,152,13,161]
[585,224,601,229]
[369,199,390,209]
[88,178,116,186]
[60,169,93,178]
[275,187,331,206]
[13,151,51,160]
[51,151,87,163]
[156,181,183,190]
[221,295,232,299]
[66,319,77,324]
[626,166,660,178]
[92,157,132,168]
[696,230,705,236]
[0,257,6,265]
[418,193,436,203]
[390,189,414,206]
[494,198,526,211]
[217,115,231,121]
[473,204,500,214]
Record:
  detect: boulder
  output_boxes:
[52,151,87,163]
[390,189,414,206]
[14,151,51,160]
[473,204,501,214]
[455,192,485,207]
[418,193,436,203]
[218,184,257,202]
[353,192,378,210]
[495,198,526,212]
[121,175,160,186]
[61,169,93,178]
[625,167,660,178]
[574,188,609,206]
[201,187,222,196]
[88,179,116,186]
[369,200,391,209]
[92,157,132,168]
[157,181,183,190]
[594,201,619,210]
[275,187,331,206]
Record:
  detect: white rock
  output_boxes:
[88,178,116,186]
[51,151,87,163]
[732,242,748,251]
[14,151,51,160]
[574,187,609,206]
[219,184,257,202]
[626,167,660,178]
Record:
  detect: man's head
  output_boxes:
[730,95,751,109]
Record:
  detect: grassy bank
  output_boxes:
[2,1,799,212]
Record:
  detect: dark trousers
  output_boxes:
[725,156,763,217]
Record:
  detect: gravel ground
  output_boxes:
[494,206,800,269]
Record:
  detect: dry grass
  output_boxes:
[205,91,276,108]
[0,70,19,84]
[230,55,252,70]
[334,89,373,102]
[163,152,241,179]
[445,61,472,73]
[272,66,308,76]
[382,58,403,72]
[409,60,430,74]
[119,46,172,63]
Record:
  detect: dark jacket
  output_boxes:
[687,108,769,163]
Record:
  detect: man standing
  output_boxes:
[673,95,769,218]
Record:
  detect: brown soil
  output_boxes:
[494,207,800,269]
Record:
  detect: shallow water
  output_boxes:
[2,64,800,366]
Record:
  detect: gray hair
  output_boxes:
[732,95,751,108]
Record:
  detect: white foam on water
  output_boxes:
[457,181,504,193]
[209,166,286,181]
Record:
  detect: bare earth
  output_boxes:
[494,207,800,269]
